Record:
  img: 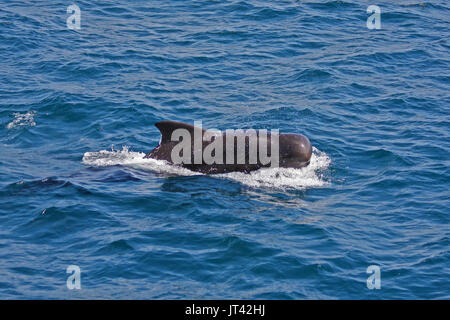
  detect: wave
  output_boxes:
[82,146,331,190]
[6,111,36,129]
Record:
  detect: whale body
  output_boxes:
[144,121,312,174]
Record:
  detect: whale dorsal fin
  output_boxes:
[155,121,205,144]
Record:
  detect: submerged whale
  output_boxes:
[144,120,312,174]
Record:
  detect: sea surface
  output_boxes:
[0,0,449,299]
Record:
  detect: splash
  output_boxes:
[218,147,331,189]
[82,146,331,189]
[82,146,199,176]
[6,111,36,129]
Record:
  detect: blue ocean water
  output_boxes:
[0,0,449,299]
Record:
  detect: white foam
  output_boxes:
[218,147,331,190]
[82,146,331,190]
[82,146,200,176]
[6,111,36,129]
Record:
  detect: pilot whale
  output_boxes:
[144,120,312,174]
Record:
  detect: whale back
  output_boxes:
[146,120,312,173]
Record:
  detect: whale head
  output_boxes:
[278,133,312,168]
